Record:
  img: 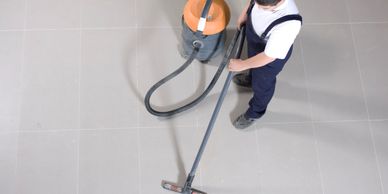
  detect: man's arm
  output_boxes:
[229,52,275,72]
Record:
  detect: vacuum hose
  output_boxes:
[144,0,236,117]
[144,29,243,117]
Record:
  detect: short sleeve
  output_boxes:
[264,21,301,59]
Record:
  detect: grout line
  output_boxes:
[136,126,142,194]
[0,29,25,32]
[17,128,139,133]
[344,1,385,193]
[17,125,199,132]
[134,1,142,193]
[2,22,388,33]
[12,0,29,192]
[348,22,386,194]
[370,119,388,122]
[368,123,386,194]
[19,0,28,131]
[75,128,80,194]
[254,129,263,194]
[76,0,83,193]
[265,119,369,124]
[0,27,137,32]
[79,0,83,130]
[200,119,384,128]
[82,26,137,30]
[303,21,388,25]
[298,38,326,194]
[14,118,388,133]
[135,26,182,29]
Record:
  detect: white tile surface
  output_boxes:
[14,131,78,194]
[79,129,139,194]
[0,117,19,131]
[0,132,18,194]
[20,30,80,130]
[298,0,349,23]
[201,125,260,194]
[1,0,388,193]
[300,25,368,121]
[255,123,322,194]
[314,121,383,194]
[0,32,23,131]
[26,0,81,29]
[0,0,25,30]
[351,23,388,120]
[81,0,136,28]
[136,0,187,28]
[81,29,138,129]
[370,120,388,193]
[139,127,202,194]
[345,0,388,22]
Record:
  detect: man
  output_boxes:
[228,0,302,129]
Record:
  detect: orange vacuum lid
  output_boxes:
[183,0,231,35]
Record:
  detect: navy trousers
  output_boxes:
[244,7,295,119]
[245,46,293,118]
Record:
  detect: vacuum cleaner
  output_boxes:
[144,0,232,117]
[144,0,252,193]
[161,26,246,194]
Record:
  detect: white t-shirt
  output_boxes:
[251,0,301,59]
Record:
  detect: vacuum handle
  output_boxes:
[184,25,246,192]
[197,0,213,33]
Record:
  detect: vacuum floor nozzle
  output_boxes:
[162,181,207,194]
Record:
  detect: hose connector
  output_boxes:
[193,40,204,48]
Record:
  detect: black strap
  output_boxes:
[247,0,255,14]
[261,14,303,39]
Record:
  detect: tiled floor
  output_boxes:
[1,0,388,193]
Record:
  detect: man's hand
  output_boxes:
[237,13,247,30]
[228,59,248,72]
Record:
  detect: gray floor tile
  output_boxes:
[137,0,187,28]
[0,31,23,73]
[14,131,78,194]
[315,121,383,194]
[79,129,139,194]
[20,30,80,130]
[0,132,18,194]
[0,61,21,120]
[0,0,25,30]
[255,123,322,194]
[200,125,260,194]
[0,32,23,129]
[345,0,388,22]
[300,24,367,121]
[139,127,202,194]
[81,0,136,28]
[351,23,388,120]
[225,0,244,29]
[0,0,388,193]
[0,117,19,131]
[370,120,388,193]
[298,0,350,23]
[81,29,138,129]
[26,0,80,29]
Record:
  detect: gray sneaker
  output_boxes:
[233,73,252,88]
[233,113,257,130]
